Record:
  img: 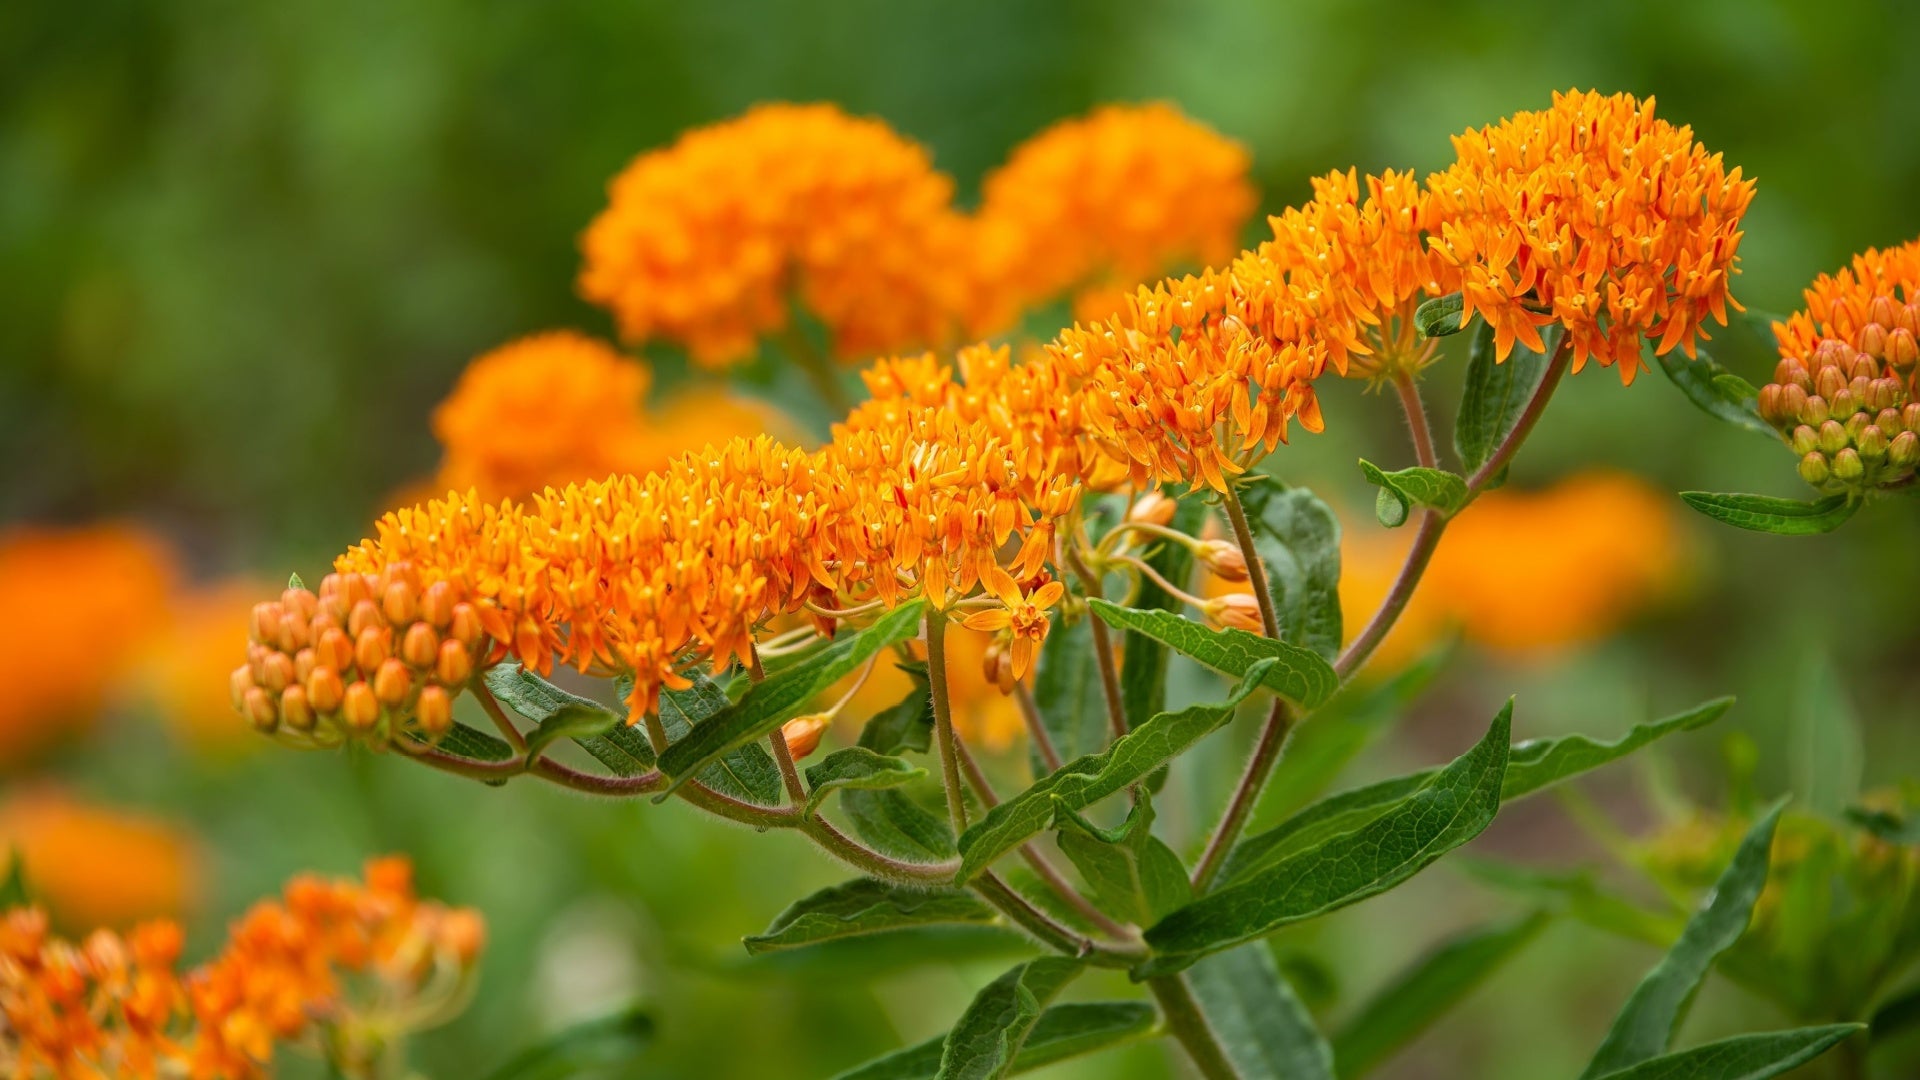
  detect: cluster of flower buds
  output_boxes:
[1758,338,1920,492]
[230,564,487,746]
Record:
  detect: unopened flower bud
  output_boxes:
[280,685,315,732]
[1773,357,1811,389]
[373,658,412,706]
[1832,447,1866,483]
[421,581,456,629]
[1818,420,1850,455]
[1891,430,1920,469]
[1757,383,1789,425]
[382,580,419,626]
[1845,412,1870,442]
[261,651,296,694]
[244,687,278,732]
[435,639,473,687]
[448,603,484,651]
[1906,403,1920,431]
[1789,425,1819,456]
[1877,408,1904,435]
[1801,395,1831,425]
[342,682,380,731]
[249,602,283,647]
[1198,540,1249,582]
[1127,491,1178,527]
[293,647,317,684]
[307,667,345,715]
[1891,327,1919,367]
[780,713,831,760]
[1871,295,1900,328]
[1798,452,1831,487]
[402,623,439,669]
[982,638,1017,694]
[1815,364,1847,400]
[317,627,354,672]
[416,685,453,739]
[355,627,390,674]
[275,608,309,655]
[348,599,382,638]
[1203,593,1265,634]
[1829,387,1859,418]
[1869,377,1904,413]
[1857,425,1890,462]
[229,665,256,711]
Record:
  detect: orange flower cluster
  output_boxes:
[0,858,480,1079]
[0,788,197,931]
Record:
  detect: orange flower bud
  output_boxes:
[1891,430,1920,469]
[402,623,439,669]
[372,658,412,706]
[1857,425,1890,462]
[382,580,418,626]
[780,713,831,760]
[448,603,484,650]
[415,685,453,739]
[1127,491,1178,527]
[348,599,382,638]
[307,667,345,715]
[1203,592,1264,633]
[1789,425,1819,456]
[281,587,318,622]
[354,627,390,674]
[1197,539,1249,582]
[435,639,473,687]
[317,627,354,673]
[229,665,256,711]
[293,647,317,684]
[981,637,1017,694]
[260,651,296,695]
[342,682,380,731]
[249,602,283,647]
[280,685,315,732]
[1799,451,1831,487]
[1890,327,1919,367]
[243,687,278,732]
[421,581,456,629]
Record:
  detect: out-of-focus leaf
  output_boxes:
[1585,1025,1862,1080]
[1139,704,1510,977]
[1869,981,1920,1041]
[1086,600,1335,709]
[1700,307,1789,378]
[955,661,1273,881]
[1790,656,1863,817]
[0,850,29,908]
[1845,805,1920,845]
[1186,942,1333,1080]
[521,704,618,768]
[828,1002,1156,1080]
[1456,322,1559,474]
[743,879,995,955]
[1053,794,1190,926]
[859,663,933,756]
[481,1005,653,1080]
[1678,491,1856,535]
[935,957,1084,1080]
[1120,490,1207,732]
[1331,912,1550,1078]
[1454,859,1681,947]
[844,788,956,862]
[1359,459,1469,528]
[1651,344,1775,438]
[1578,804,1785,1078]
[1414,292,1468,338]
[804,749,926,817]
[1032,613,1107,770]
[1238,480,1343,661]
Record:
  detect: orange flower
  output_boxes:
[959,568,1066,682]
[1336,530,1452,672]
[579,103,973,368]
[0,524,176,768]
[0,788,197,930]
[1773,236,1920,366]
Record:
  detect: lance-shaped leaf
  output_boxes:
[1053,794,1191,926]
[1679,491,1857,535]
[936,957,1085,1080]
[829,1002,1157,1080]
[488,662,654,772]
[844,788,956,862]
[861,664,933,756]
[1138,703,1511,977]
[1585,1024,1862,1080]
[1120,490,1208,730]
[1579,803,1786,1078]
[1223,697,1730,885]
[405,720,517,765]
[1238,480,1343,660]
[804,749,927,817]
[1414,292,1469,338]
[1031,614,1108,769]
[1186,942,1334,1080]
[1456,322,1560,474]
[1087,601,1335,709]
[1359,459,1470,528]
[481,1005,653,1080]
[744,879,996,955]
[521,704,618,769]
[657,600,925,796]
[1651,344,1775,438]
[655,672,783,806]
[956,661,1273,881]
[1331,912,1550,1078]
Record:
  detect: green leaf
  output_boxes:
[1870,981,1920,1041]
[1456,322,1559,474]
[656,672,783,806]
[481,1005,653,1080]
[1789,656,1863,817]
[804,748,927,817]
[1651,344,1776,438]
[1414,292,1469,338]
[936,957,1085,1080]
[287,571,306,591]
[1053,794,1191,926]
[1845,805,1920,845]
[860,664,933,756]
[1138,703,1511,977]
[521,704,618,769]
[1186,943,1334,1080]
[829,1003,1156,1080]
[1331,912,1549,1078]
[1120,490,1208,730]
[743,878,996,955]
[1678,491,1857,535]
[1086,600,1336,709]
[1237,480,1343,661]
[0,850,29,909]
[844,788,956,862]
[956,661,1274,881]
[1359,459,1470,528]
[657,600,925,796]
[1586,1025,1862,1080]
[1579,803,1786,1079]
[404,720,516,764]
[1223,697,1729,885]
[486,662,647,771]
[1031,614,1108,769]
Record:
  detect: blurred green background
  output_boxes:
[4,1,1919,1077]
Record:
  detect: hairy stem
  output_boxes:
[924,608,970,833]
[1189,698,1293,892]
[1219,482,1281,641]
[1013,682,1064,773]
[1065,545,1130,738]
[472,681,528,752]
[1393,370,1440,470]
[799,814,961,887]
[1146,974,1238,1080]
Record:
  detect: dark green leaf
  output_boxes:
[1053,794,1191,926]
[405,720,516,764]
[1138,703,1511,977]
[481,1005,653,1080]
[956,661,1274,881]
[1456,322,1559,474]
[1651,344,1775,438]
[1331,912,1549,1078]
[1579,804,1785,1078]
[744,879,995,955]
[1586,1025,1862,1080]
[860,664,933,756]
[1414,292,1468,338]
[657,600,925,796]
[1086,600,1335,709]
[804,748,927,817]
[1238,480,1343,660]
[936,957,1085,1080]
[486,662,646,772]
[657,673,783,806]
[828,1003,1156,1080]
[522,704,618,769]
[1186,943,1334,1080]
[1121,490,1208,731]
[1359,459,1470,528]
[1031,614,1107,770]
[844,788,956,862]
[1845,805,1920,845]
[1506,698,1734,800]
[0,850,29,908]
[1678,491,1857,535]
[1870,981,1920,1041]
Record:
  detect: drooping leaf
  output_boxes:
[1585,1025,1862,1080]
[1223,697,1729,885]
[481,1005,653,1080]
[657,600,925,795]
[1678,491,1857,535]
[1359,459,1470,528]
[861,664,933,756]
[1086,600,1335,709]
[1456,322,1560,474]
[1651,344,1775,438]
[1120,490,1208,731]
[1413,292,1468,338]
[405,720,516,764]
[521,704,619,769]
[1031,614,1107,771]
[844,788,956,862]
[1052,794,1191,926]
[488,662,650,771]
[1138,703,1511,977]
[804,749,927,817]
[1186,942,1334,1080]
[1578,804,1786,1078]
[828,1003,1156,1080]
[1331,912,1550,1079]
[656,672,783,806]
[936,957,1085,1080]
[743,879,996,955]
[956,661,1274,881]
[1237,480,1343,660]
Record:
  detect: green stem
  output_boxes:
[1218,482,1281,641]
[1065,544,1130,739]
[925,608,970,833]
[1146,974,1238,1080]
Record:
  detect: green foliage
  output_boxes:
[1679,491,1858,534]
[955,661,1274,881]
[743,879,996,955]
[859,666,934,756]
[521,704,618,769]
[804,749,926,817]
[1185,943,1334,1080]
[1456,322,1561,474]
[1031,613,1107,768]
[1086,599,1336,709]
[1237,480,1344,660]
[844,788,957,862]
[1331,912,1550,1078]
[486,663,646,772]
[481,1006,653,1080]
[1413,292,1469,338]
[1650,343,1775,438]
[0,850,29,909]
[1358,459,1469,527]
[1052,794,1190,926]
[829,1003,1157,1080]
[1584,1025,1863,1080]
[935,957,1084,1080]
[1139,704,1511,977]
[407,720,517,764]
[1790,656,1864,816]
[654,672,784,806]
[1119,491,1208,731]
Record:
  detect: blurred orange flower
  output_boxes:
[142,579,277,754]
[0,787,197,930]
[837,632,1024,752]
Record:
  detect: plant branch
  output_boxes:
[1145,974,1238,1080]
[1065,545,1130,738]
[1393,370,1439,470]
[472,681,528,752]
[1013,682,1064,773]
[1219,481,1281,641]
[1189,697,1293,892]
[924,608,970,833]
[798,813,961,887]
